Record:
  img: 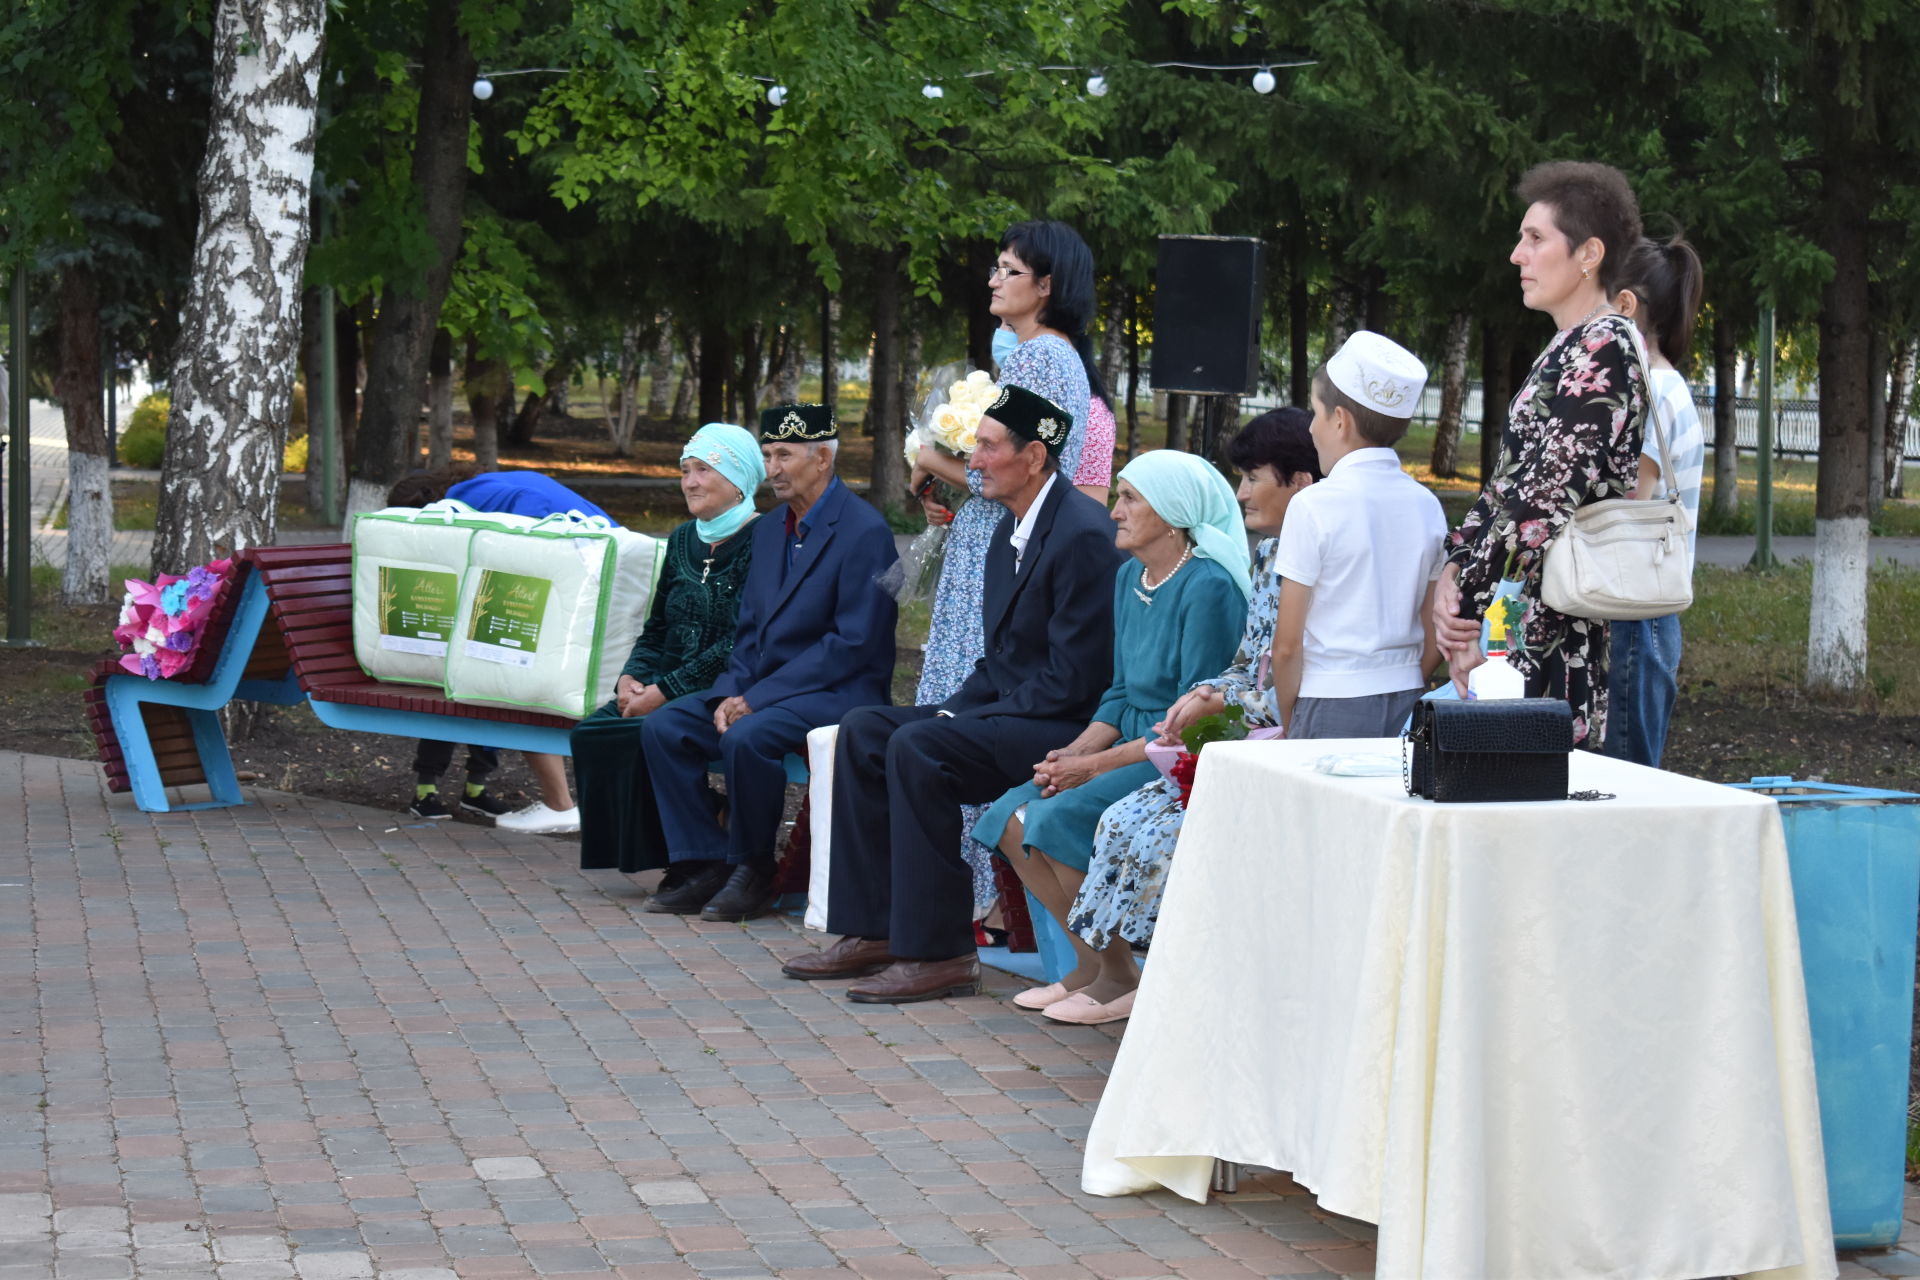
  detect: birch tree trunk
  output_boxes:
[671,336,696,423]
[351,0,474,494]
[464,340,508,472]
[1429,310,1471,479]
[606,324,641,454]
[151,0,324,576]
[1710,315,1740,519]
[1887,339,1914,500]
[646,317,674,418]
[426,328,454,470]
[57,265,114,603]
[772,324,802,403]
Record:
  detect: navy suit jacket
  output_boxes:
[708,476,899,724]
[943,476,1124,723]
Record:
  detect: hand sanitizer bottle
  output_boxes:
[1468,598,1525,700]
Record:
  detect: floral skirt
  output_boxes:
[1066,775,1187,950]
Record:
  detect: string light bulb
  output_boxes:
[472,77,495,100]
[1086,73,1108,97]
[1251,67,1275,94]
[767,84,787,107]
[921,83,944,99]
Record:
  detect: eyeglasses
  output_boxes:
[987,265,1031,281]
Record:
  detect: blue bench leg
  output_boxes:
[184,707,244,809]
[108,682,174,814]
[104,681,247,813]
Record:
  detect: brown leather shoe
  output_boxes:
[781,935,897,980]
[846,955,980,1004]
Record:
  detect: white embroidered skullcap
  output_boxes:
[1326,330,1426,420]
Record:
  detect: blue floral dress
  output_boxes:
[916,334,1094,910]
[1067,539,1284,950]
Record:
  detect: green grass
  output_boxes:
[0,563,149,651]
[1683,563,1920,713]
[52,481,330,532]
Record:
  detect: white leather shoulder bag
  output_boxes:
[1539,322,1695,621]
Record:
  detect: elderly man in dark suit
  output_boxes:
[787,385,1125,1004]
[640,403,899,922]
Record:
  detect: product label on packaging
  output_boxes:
[378,566,459,657]
[464,570,552,668]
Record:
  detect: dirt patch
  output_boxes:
[1664,686,1920,793]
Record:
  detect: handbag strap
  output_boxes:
[1611,314,1681,502]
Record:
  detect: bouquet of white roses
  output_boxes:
[902,368,998,467]
[883,367,999,605]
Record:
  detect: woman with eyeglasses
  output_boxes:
[908,219,1107,913]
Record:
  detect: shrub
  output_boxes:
[117,393,170,468]
[283,435,309,472]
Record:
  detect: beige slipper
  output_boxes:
[1012,981,1070,1010]
[1040,989,1136,1025]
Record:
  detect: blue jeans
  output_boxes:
[1602,614,1683,768]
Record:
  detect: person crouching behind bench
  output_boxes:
[788,384,1126,1004]
[637,404,900,922]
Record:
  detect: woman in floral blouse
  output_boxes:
[1435,162,1651,747]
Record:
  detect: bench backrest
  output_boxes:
[245,543,364,694]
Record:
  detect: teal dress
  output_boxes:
[974,556,1244,872]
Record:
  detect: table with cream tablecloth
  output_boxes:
[1082,738,1835,1280]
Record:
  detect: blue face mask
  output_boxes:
[991,327,1020,367]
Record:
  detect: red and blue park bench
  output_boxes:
[83,543,809,806]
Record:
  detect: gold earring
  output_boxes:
[1581,267,1591,280]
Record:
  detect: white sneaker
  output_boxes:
[494,802,581,834]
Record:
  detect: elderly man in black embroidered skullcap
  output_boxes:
[638,403,899,922]
[784,384,1125,1003]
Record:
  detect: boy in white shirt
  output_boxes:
[1270,332,1448,738]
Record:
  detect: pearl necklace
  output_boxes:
[1133,545,1194,607]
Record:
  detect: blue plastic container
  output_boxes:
[1731,777,1920,1249]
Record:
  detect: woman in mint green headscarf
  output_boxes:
[573,423,765,876]
[973,448,1246,1025]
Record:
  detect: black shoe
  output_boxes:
[643,862,731,914]
[408,793,453,820]
[699,860,779,922]
[460,788,515,818]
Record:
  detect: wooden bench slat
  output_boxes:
[254,561,352,585]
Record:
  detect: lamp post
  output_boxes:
[4,262,37,646]
[1750,305,1777,571]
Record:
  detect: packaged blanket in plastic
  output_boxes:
[350,501,537,687]
[444,512,663,718]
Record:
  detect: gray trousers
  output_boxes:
[1290,688,1425,740]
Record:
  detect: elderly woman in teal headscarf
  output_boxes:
[975,448,1247,1025]
[576,423,765,879]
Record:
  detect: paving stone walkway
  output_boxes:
[5,747,1919,1280]
[1,750,1383,1280]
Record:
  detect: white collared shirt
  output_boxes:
[1272,447,1447,699]
[1008,472,1059,570]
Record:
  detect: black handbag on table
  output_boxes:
[1403,698,1574,803]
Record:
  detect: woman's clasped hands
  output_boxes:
[1031,744,1103,798]
[614,675,667,719]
